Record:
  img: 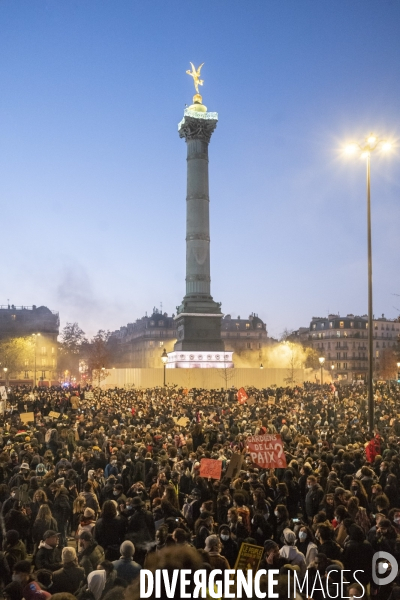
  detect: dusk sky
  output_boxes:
[1,1,399,339]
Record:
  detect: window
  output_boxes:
[329,322,333,328]
[336,341,340,348]
[337,352,341,359]
[41,371,46,379]
[337,363,341,369]
[339,321,344,328]
[321,323,325,329]
[343,363,348,370]
[245,323,250,329]
[350,322,354,328]
[52,359,56,367]
[258,343,261,349]
[149,341,154,347]
[150,320,155,326]
[24,359,29,366]
[247,343,251,349]
[257,323,262,328]
[336,331,341,337]
[51,347,55,354]
[343,352,347,359]
[41,347,46,355]
[11,314,16,320]
[236,323,240,330]
[159,341,164,347]
[376,350,380,358]
[328,342,331,349]
[312,324,316,330]
[158,321,164,326]
[41,358,46,366]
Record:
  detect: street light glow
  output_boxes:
[368,135,376,145]
[382,142,392,152]
[318,356,325,365]
[344,143,358,154]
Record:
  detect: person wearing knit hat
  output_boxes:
[279,529,306,577]
[112,540,141,584]
[50,547,85,595]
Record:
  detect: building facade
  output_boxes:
[299,313,400,381]
[0,304,60,386]
[110,310,272,368]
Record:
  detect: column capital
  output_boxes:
[178,109,218,143]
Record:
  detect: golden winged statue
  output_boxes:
[186,62,204,94]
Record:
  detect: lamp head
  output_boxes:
[367,135,377,146]
[260,363,263,369]
[319,357,325,365]
[382,141,392,152]
[161,349,168,364]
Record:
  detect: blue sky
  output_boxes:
[1,0,399,339]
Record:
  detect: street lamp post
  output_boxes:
[32,333,41,388]
[331,364,334,381]
[161,349,168,387]
[319,357,325,386]
[344,134,392,435]
[3,368,8,387]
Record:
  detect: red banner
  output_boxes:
[246,433,287,469]
[237,387,248,404]
[199,458,222,480]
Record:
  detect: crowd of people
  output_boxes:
[0,381,400,600]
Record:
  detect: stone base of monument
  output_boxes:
[166,351,234,369]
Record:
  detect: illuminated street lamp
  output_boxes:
[3,367,8,387]
[161,348,168,387]
[331,364,335,380]
[32,333,41,388]
[344,134,392,434]
[260,363,264,369]
[318,356,325,386]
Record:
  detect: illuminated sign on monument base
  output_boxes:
[166,350,234,369]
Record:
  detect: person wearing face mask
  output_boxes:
[104,457,119,479]
[81,481,100,516]
[296,525,318,567]
[218,525,238,567]
[112,484,126,503]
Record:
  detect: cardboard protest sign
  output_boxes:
[199,458,222,480]
[225,453,244,479]
[247,396,256,406]
[234,542,264,572]
[246,433,287,469]
[177,417,190,427]
[49,411,61,419]
[85,392,94,400]
[237,387,248,404]
[20,412,34,423]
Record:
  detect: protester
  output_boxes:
[1,379,400,598]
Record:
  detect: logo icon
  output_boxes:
[372,551,398,586]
